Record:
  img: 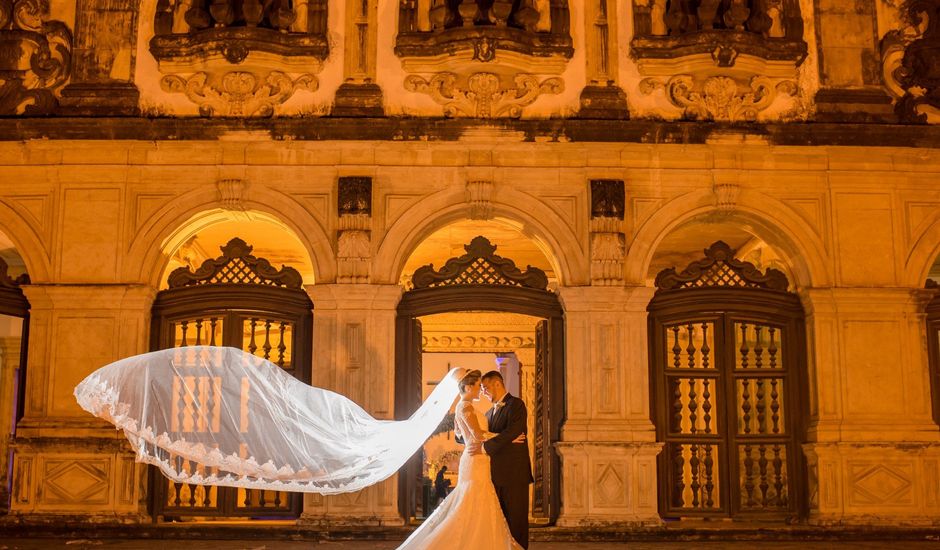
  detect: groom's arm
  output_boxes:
[482,400,527,456]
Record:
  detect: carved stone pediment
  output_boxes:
[0,0,72,115]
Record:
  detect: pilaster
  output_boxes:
[10,283,155,519]
[0,336,22,510]
[800,287,940,525]
[300,283,403,526]
[554,285,661,526]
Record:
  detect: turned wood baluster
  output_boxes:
[248,318,258,355]
[195,318,203,346]
[743,443,755,506]
[277,321,287,367]
[687,323,698,433]
[690,443,700,507]
[262,320,273,360]
[672,444,685,507]
[755,325,766,434]
[769,327,781,434]
[701,323,712,434]
[180,320,189,347]
[772,444,784,505]
[758,444,770,506]
[703,444,715,507]
[209,317,218,346]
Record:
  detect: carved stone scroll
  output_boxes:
[411,236,549,290]
[0,0,72,115]
[166,237,303,289]
[882,0,940,123]
[160,71,317,117]
[404,71,563,118]
[640,74,798,122]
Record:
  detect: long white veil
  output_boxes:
[74,346,458,495]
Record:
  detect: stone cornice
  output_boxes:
[3,118,940,148]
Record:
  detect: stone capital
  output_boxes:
[305,283,402,311]
[556,285,654,312]
[21,284,157,311]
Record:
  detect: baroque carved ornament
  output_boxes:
[160,71,317,117]
[411,236,549,290]
[0,0,72,115]
[654,240,789,292]
[167,237,303,289]
[404,71,563,118]
[640,74,797,122]
[882,0,940,123]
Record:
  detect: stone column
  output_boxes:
[332,0,383,115]
[58,0,140,114]
[300,283,403,526]
[10,284,154,518]
[555,286,662,527]
[801,288,940,525]
[0,336,23,510]
[812,0,893,121]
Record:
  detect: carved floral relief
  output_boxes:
[881,0,940,123]
[160,70,317,117]
[404,71,563,118]
[640,74,798,122]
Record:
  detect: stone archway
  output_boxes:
[395,236,565,524]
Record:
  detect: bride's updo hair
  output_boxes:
[458,369,482,394]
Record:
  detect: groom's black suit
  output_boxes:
[484,394,533,549]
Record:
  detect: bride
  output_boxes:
[73,347,521,548]
[398,368,522,550]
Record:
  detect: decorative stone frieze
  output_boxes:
[160,70,317,117]
[466,180,494,220]
[640,74,798,122]
[337,177,373,284]
[589,180,625,286]
[404,71,563,118]
[0,0,72,115]
[882,0,940,124]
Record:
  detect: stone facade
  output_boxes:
[0,0,939,531]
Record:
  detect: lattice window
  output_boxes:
[410,236,549,290]
[167,237,303,289]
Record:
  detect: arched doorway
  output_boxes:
[0,256,28,512]
[395,236,565,523]
[149,237,313,519]
[648,241,807,520]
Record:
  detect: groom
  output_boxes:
[479,370,533,549]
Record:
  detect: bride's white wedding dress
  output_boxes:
[398,400,522,550]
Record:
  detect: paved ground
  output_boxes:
[2,541,940,550]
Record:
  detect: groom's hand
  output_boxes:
[512,433,526,444]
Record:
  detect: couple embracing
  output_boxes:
[399,369,532,549]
